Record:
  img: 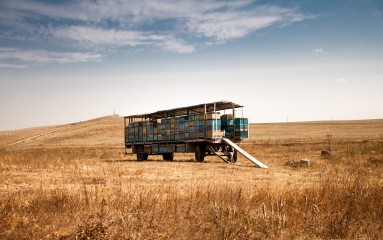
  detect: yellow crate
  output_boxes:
[206,112,220,119]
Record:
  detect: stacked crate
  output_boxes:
[158,121,164,141]
[205,112,222,138]
[185,117,190,140]
[189,115,195,139]
[234,118,249,139]
[126,111,227,144]
[175,117,180,141]
[170,118,175,141]
[221,114,234,138]
[138,122,144,142]
[200,115,206,138]
[125,123,135,142]
[180,116,186,140]
[134,122,139,142]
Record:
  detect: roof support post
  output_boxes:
[232,104,235,140]
[213,102,217,134]
[204,104,207,138]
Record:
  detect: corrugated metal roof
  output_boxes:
[124,101,243,119]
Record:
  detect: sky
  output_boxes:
[1,0,383,131]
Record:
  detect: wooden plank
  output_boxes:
[222,138,269,168]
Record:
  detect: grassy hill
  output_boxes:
[1,116,382,150]
[0,116,382,239]
[0,115,123,149]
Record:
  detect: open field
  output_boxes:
[1,116,383,239]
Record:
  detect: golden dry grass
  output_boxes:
[1,116,383,239]
[0,115,123,148]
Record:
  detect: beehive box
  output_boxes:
[206,111,220,119]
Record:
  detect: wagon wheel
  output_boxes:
[137,152,148,161]
[229,148,238,163]
[195,145,205,162]
[224,146,237,163]
[163,153,174,161]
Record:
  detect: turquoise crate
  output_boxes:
[206,119,221,126]
[235,124,248,131]
[234,118,248,125]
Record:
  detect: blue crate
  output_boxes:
[176,144,186,152]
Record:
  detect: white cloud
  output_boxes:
[312,48,325,54]
[0,48,102,64]
[2,0,254,24]
[187,5,309,41]
[0,63,26,68]
[52,26,195,54]
[3,0,311,43]
[0,0,313,64]
[53,26,150,47]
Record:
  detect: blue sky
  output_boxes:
[1,0,383,130]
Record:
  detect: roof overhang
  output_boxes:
[124,101,243,120]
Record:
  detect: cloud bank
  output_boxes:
[0,0,313,67]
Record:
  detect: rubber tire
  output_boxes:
[137,152,148,161]
[163,153,174,161]
[230,149,238,163]
[195,145,205,162]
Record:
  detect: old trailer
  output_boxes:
[124,101,268,168]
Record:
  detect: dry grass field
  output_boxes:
[1,116,383,239]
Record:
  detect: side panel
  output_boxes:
[186,143,196,152]
[159,144,176,153]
